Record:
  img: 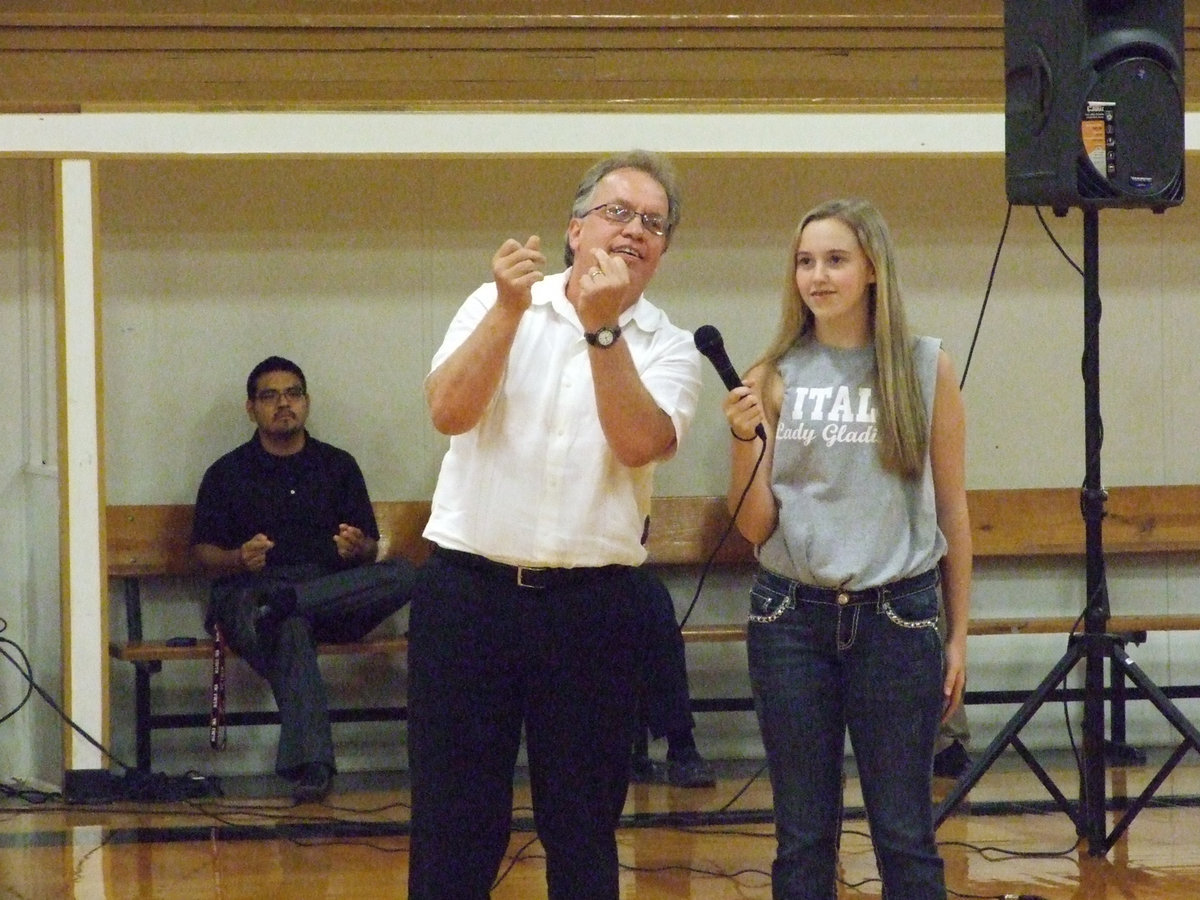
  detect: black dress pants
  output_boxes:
[630,567,695,741]
[406,552,641,900]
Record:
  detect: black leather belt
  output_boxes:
[786,567,940,606]
[433,546,619,590]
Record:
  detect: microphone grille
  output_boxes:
[693,324,723,354]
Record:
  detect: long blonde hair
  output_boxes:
[752,198,928,478]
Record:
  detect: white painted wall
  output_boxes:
[91,153,1200,775]
[0,160,61,790]
[5,129,1200,783]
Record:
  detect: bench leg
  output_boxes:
[123,576,156,772]
[134,663,153,772]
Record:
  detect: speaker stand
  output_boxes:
[932,207,1200,855]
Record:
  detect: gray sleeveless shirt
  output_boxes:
[755,334,947,590]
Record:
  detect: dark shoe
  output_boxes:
[257,585,298,632]
[213,589,264,656]
[933,740,972,779]
[293,763,333,803]
[630,754,666,784]
[667,751,717,789]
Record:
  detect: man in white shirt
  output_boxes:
[406,150,702,900]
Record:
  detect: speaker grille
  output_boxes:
[1075,56,1184,207]
[1005,0,1184,211]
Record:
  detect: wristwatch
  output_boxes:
[584,324,622,348]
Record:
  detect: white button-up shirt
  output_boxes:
[423,270,702,568]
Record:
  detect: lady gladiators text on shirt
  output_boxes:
[776,384,878,447]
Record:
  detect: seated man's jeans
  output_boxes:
[207,558,414,777]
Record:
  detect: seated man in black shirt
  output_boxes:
[191,355,413,803]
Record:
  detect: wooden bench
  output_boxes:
[108,486,1200,771]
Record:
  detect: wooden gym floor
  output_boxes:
[4,748,1200,899]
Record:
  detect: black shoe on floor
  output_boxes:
[293,763,334,803]
[667,751,717,789]
[630,754,666,784]
[933,740,972,779]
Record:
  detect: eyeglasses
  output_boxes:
[255,385,306,404]
[583,203,669,237]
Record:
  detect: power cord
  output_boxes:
[958,201,1083,394]
[952,203,1102,891]
[0,616,34,728]
[957,202,1012,391]
[0,616,221,803]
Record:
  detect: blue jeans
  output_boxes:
[747,567,947,900]
[207,559,414,776]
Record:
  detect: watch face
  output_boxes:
[587,325,620,347]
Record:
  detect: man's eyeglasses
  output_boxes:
[255,386,306,404]
[583,203,669,237]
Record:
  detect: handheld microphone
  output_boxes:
[693,324,766,441]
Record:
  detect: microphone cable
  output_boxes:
[677,433,766,630]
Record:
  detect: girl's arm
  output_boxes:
[930,349,972,721]
[723,364,780,546]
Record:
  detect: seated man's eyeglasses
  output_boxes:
[256,386,307,404]
[584,203,669,237]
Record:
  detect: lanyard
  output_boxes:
[209,625,227,751]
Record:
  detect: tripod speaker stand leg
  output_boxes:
[1100,643,1200,851]
[933,636,1090,835]
[934,208,1200,856]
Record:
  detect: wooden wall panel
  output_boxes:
[0,2,1018,112]
[3,4,1197,118]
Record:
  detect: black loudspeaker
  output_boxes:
[1005,0,1184,212]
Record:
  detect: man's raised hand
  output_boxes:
[493,235,545,311]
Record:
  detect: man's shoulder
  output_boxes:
[303,434,356,459]
[203,437,258,475]
[628,299,699,355]
[194,438,257,509]
[301,436,364,473]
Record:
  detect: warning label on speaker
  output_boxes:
[1081,101,1115,181]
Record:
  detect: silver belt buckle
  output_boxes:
[516,566,547,589]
